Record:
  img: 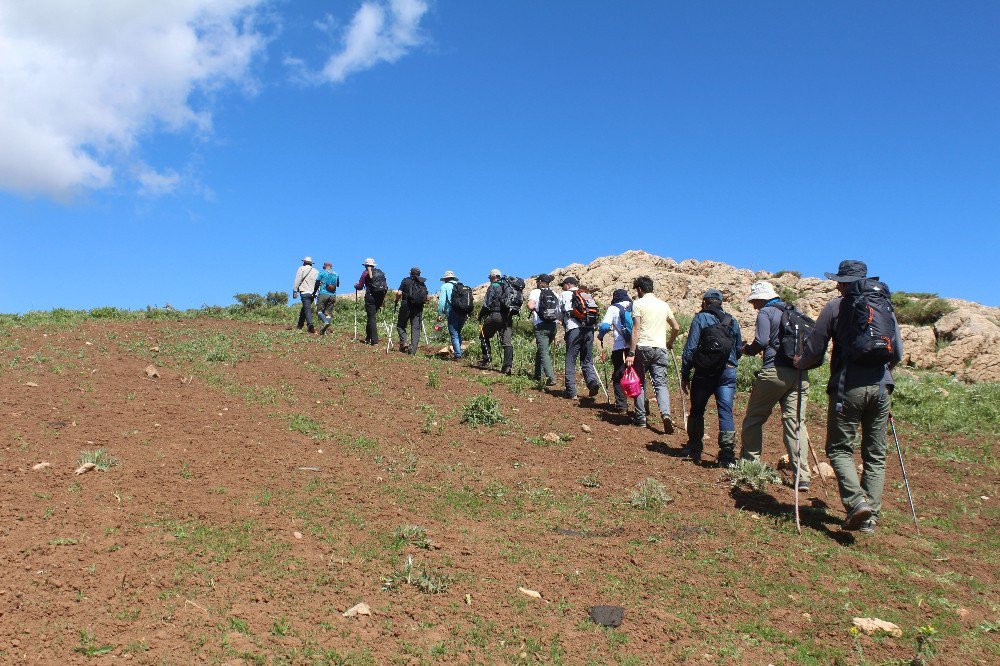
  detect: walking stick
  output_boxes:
[668,348,687,431]
[889,413,920,534]
[383,303,394,354]
[599,337,611,404]
[421,318,430,347]
[353,291,359,342]
[793,367,804,536]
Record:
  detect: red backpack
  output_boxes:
[570,289,599,327]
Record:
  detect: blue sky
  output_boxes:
[2,1,998,312]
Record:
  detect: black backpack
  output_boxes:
[498,277,526,316]
[536,287,560,322]
[405,277,428,307]
[451,283,474,314]
[765,302,816,366]
[840,278,896,366]
[691,309,738,373]
[368,268,388,294]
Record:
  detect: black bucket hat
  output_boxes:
[824,260,870,283]
[612,288,629,304]
[536,273,554,284]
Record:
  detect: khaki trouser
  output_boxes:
[826,384,891,517]
[740,365,810,483]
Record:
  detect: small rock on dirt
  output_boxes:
[24,382,39,388]
[580,424,592,433]
[144,364,160,379]
[343,602,371,617]
[816,462,835,480]
[518,587,543,600]
[852,617,902,637]
[75,462,96,475]
[32,462,51,471]
[588,605,625,628]
[293,531,303,539]
[542,432,561,444]
[776,454,791,470]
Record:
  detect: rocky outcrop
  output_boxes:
[477,250,999,382]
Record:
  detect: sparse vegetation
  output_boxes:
[461,393,507,427]
[629,478,672,509]
[392,524,432,550]
[773,270,802,278]
[382,555,451,594]
[892,291,955,326]
[77,448,118,471]
[727,459,782,491]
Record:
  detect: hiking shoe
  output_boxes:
[564,391,578,400]
[717,451,736,468]
[858,518,877,534]
[797,481,811,493]
[545,378,556,387]
[501,367,513,376]
[844,502,873,531]
[633,418,647,428]
[662,416,675,435]
[588,383,601,397]
[320,323,331,335]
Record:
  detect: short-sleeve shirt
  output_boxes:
[631,294,674,349]
[528,287,561,326]
[601,302,631,351]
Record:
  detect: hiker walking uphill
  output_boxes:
[740,281,812,488]
[527,274,561,386]
[394,267,430,355]
[625,276,681,432]
[354,258,389,346]
[292,256,320,334]
[437,271,472,360]
[560,277,602,399]
[599,288,645,422]
[681,289,743,465]
[316,261,340,335]
[478,269,521,374]
[795,260,903,534]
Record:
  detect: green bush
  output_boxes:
[892,292,954,326]
[234,293,264,309]
[461,394,507,427]
[773,270,801,278]
[777,286,799,305]
[265,291,289,307]
[727,460,781,492]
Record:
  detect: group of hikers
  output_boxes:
[292,256,904,534]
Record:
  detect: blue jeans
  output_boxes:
[687,365,737,453]
[297,293,315,330]
[564,327,599,396]
[634,346,669,422]
[447,311,467,358]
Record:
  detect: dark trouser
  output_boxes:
[480,312,513,370]
[447,311,468,358]
[687,365,737,455]
[564,327,599,396]
[316,293,336,325]
[297,293,315,331]
[396,304,422,354]
[364,292,386,345]
[533,321,557,382]
[826,384,891,517]
[611,348,629,409]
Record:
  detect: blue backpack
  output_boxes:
[616,303,634,343]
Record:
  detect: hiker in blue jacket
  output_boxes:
[681,289,743,466]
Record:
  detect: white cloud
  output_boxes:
[137,166,181,196]
[320,0,428,84]
[0,1,269,199]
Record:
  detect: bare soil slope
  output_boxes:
[1,318,996,664]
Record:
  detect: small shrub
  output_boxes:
[727,459,781,491]
[629,478,672,509]
[461,394,507,427]
[382,555,451,594]
[777,286,799,305]
[427,369,440,388]
[233,293,264,309]
[892,291,954,326]
[773,270,802,278]
[392,525,431,550]
[265,291,289,307]
[287,414,326,440]
[77,448,118,471]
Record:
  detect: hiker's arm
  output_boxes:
[353,270,367,291]
[795,301,834,369]
[681,316,701,382]
[888,314,904,370]
[666,314,680,350]
[625,314,641,366]
[744,310,769,356]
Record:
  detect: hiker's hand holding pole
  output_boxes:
[681,378,690,395]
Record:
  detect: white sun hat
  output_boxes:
[747,281,779,302]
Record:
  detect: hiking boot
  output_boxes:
[320,323,331,335]
[680,445,701,462]
[545,378,556,387]
[633,417,647,428]
[564,391,578,400]
[307,325,316,333]
[844,502,873,531]
[587,383,601,397]
[717,431,736,468]
[662,416,674,435]
[858,518,877,534]
[716,450,736,468]
[501,367,512,376]
[797,480,811,493]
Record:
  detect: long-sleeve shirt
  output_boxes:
[744,298,785,369]
[795,296,903,394]
[293,265,319,295]
[438,282,454,317]
[598,301,632,352]
[354,269,371,291]
[682,310,743,381]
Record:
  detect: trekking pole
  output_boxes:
[353,291,359,342]
[383,304,394,354]
[668,348,687,431]
[792,324,806,535]
[599,338,611,404]
[889,413,920,534]
[421,318,430,347]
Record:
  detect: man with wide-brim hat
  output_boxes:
[795,260,902,534]
[738,280,812,486]
[353,257,388,345]
[292,256,319,333]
